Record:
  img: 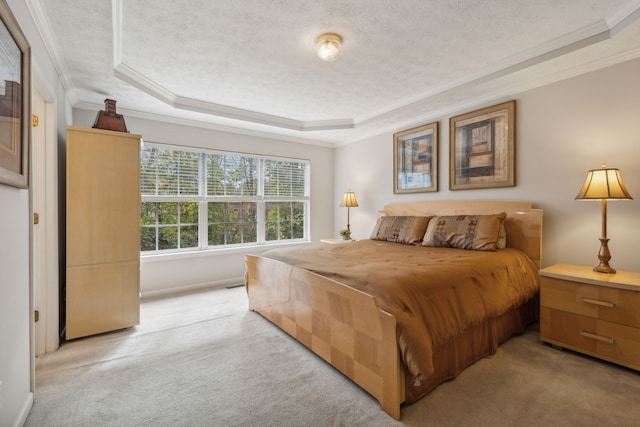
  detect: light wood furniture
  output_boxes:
[540,264,640,371]
[66,126,142,339]
[320,238,356,244]
[246,200,543,419]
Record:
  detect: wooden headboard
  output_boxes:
[382,200,543,268]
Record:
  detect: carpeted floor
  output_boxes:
[24,286,640,427]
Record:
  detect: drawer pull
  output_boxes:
[580,331,615,344]
[579,297,615,308]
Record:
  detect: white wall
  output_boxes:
[72,110,335,296]
[0,1,71,425]
[0,187,31,427]
[335,57,640,272]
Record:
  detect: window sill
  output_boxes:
[140,240,313,263]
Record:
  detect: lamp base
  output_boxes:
[593,265,616,274]
[593,238,616,274]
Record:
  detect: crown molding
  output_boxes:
[26,0,75,102]
[32,0,640,145]
[111,0,354,132]
[354,19,615,126]
[340,45,640,147]
[608,0,640,30]
[79,45,640,150]
[111,0,640,135]
[114,62,354,132]
[73,100,337,148]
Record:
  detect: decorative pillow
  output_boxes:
[370,216,432,245]
[422,213,507,251]
[496,222,507,249]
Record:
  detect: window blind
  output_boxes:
[140,143,309,252]
[140,147,199,196]
[264,159,307,197]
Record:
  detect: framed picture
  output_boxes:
[0,0,31,189]
[393,122,438,194]
[449,100,515,190]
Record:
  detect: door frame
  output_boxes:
[30,74,59,365]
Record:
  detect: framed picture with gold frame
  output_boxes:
[449,100,515,190]
[393,122,438,194]
[0,0,31,189]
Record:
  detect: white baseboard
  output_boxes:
[15,392,33,427]
[140,276,244,300]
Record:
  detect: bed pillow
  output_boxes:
[370,215,432,245]
[422,213,507,251]
[496,222,507,249]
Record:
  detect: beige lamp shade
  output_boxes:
[340,191,359,207]
[575,166,632,200]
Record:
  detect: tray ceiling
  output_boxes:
[32,0,640,146]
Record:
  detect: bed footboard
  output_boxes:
[245,255,404,419]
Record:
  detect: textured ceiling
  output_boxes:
[31,0,640,145]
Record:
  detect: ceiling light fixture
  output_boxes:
[315,33,342,62]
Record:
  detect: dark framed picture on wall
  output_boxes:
[449,100,515,190]
[0,0,31,189]
[393,121,438,194]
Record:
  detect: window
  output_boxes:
[140,143,309,253]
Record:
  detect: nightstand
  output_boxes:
[539,264,640,370]
[320,238,356,244]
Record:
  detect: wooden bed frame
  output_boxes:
[245,200,543,419]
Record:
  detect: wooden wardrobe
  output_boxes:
[66,126,141,339]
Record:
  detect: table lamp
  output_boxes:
[575,165,632,273]
[339,191,359,236]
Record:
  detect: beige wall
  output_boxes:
[334,57,640,272]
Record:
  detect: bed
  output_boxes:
[245,200,543,419]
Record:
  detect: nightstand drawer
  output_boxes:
[541,277,640,328]
[540,307,640,370]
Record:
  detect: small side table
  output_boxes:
[539,263,640,371]
[320,238,356,244]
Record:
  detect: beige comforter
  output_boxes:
[260,239,539,385]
